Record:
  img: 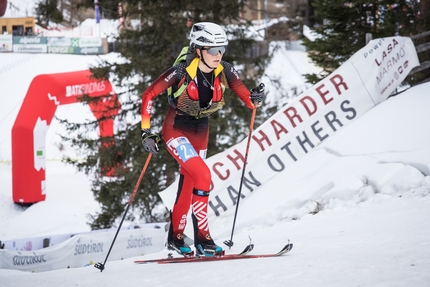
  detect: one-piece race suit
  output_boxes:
[141,58,254,244]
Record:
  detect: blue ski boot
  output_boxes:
[167,236,193,256]
[167,222,193,256]
[195,237,224,257]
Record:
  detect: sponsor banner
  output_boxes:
[355,37,416,103]
[74,46,104,55]
[0,225,166,272]
[48,46,74,54]
[79,37,102,47]
[13,36,48,45]
[70,38,80,47]
[159,36,420,228]
[47,44,103,55]
[65,80,107,97]
[47,37,72,47]
[0,34,13,52]
[13,44,48,53]
[2,223,166,251]
[3,233,73,252]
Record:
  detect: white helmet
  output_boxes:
[189,22,228,48]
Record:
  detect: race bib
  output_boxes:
[169,137,198,162]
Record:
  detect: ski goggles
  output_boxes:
[202,46,226,56]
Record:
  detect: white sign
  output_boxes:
[0,225,166,272]
[159,36,420,225]
[0,34,13,52]
[13,44,48,53]
[47,37,72,46]
[79,37,102,47]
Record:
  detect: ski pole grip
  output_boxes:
[251,83,265,93]
[257,83,265,93]
[250,83,265,108]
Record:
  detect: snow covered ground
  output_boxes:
[1,44,430,285]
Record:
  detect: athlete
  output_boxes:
[140,22,265,256]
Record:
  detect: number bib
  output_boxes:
[168,137,198,162]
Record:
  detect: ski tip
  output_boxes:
[275,243,293,256]
[239,243,254,255]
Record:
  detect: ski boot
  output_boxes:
[167,222,193,256]
[167,237,193,256]
[195,237,224,257]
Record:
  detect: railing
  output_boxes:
[410,30,430,81]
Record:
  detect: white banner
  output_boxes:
[0,34,12,52]
[1,223,165,252]
[159,37,419,224]
[47,37,72,46]
[79,37,102,47]
[13,44,48,53]
[0,225,166,272]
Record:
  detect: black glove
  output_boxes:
[250,83,266,105]
[141,129,161,154]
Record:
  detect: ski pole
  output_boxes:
[94,153,153,272]
[224,83,265,248]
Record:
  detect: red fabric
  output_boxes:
[12,70,119,204]
[142,59,256,240]
[162,108,212,236]
[141,60,254,129]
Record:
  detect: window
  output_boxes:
[25,26,33,35]
[12,25,24,36]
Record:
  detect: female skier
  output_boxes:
[140,22,265,256]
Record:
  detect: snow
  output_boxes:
[1,43,430,286]
[262,41,321,109]
[2,0,34,18]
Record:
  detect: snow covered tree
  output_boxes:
[302,0,422,84]
[60,0,266,229]
[35,0,64,25]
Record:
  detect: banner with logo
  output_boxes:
[47,37,103,54]
[159,36,420,228]
[1,223,164,251]
[47,37,72,47]
[79,37,102,47]
[47,37,72,54]
[0,225,166,272]
[13,36,48,53]
[0,34,13,52]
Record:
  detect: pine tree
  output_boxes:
[60,0,266,229]
[35,0,64,25]
[302,0,421,85]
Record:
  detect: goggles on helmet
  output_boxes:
[202,46,226,56]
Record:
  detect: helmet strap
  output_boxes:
[200,52,216,70]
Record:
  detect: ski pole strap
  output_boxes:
[193,189,210,196]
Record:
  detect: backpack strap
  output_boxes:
[167,46,192,98]
[167,46,226,117]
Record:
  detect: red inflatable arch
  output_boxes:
[12,70,120,204]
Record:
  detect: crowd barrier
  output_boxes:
[0,223,167,272]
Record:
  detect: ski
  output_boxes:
[134,243,253,264]
[134,241,292,264]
